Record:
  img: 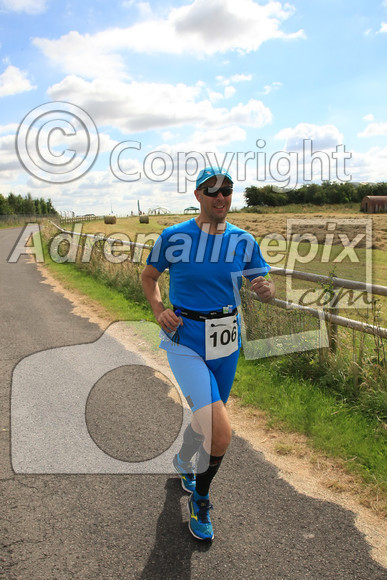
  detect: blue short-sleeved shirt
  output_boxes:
[146,218,270,358]
[147,218,270,312]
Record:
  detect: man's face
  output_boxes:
[194,176,233,224]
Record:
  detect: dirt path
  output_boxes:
[37,263,387,569]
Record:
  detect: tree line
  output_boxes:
[244,181,387,208]
[0,193,58,216]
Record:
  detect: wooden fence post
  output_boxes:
[327,276,339,353]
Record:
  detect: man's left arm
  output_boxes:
[250,274,276,303]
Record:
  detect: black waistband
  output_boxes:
[174,306,238,321]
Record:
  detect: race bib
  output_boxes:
[205,315,238,361]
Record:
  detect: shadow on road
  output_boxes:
[140,478,211,579]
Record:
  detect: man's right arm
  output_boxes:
[141,265,182,333]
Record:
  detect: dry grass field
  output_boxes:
[230,212,387,251]
[79,210,387,251]
[78,210,387,286]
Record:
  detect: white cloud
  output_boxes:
[110,125,247,201]
[260,81,283,95]
[216,74,253,85]
[47,75,272,132]
[207,85,236,101]
[161,131,178,141]
[21,124,250,215]
[33,31,128,80]
[378,22,387,33]
[0,120,120,196]
[230,74,253,83]
[0,65,36,97]
[46,129,119,157]
[169,0,305,54]
[124,1,152,18]
[33,0,305,79]
[160,125,247,153]
[21,170,132,215]
[0,0,47,14]
[363,114,374,122]
[209,74,252,100]
[207,90,224,102]
[0,133,23,172]
[207,84,236,102]
[275,123,344,151]
[0,123,19,134]
[350,146,387,183]
[358,122,387,137]
[224,86,236,99]
[5,141,387,216]
[18,166,196,216]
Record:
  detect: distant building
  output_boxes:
[184,206,199,214]
[148,207,171,215]
[361,196,387,213]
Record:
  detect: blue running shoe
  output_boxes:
[188,494,214,541]
[173,453,196,494]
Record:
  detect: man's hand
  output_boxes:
[250,276,275,303]
[158,309,183,333]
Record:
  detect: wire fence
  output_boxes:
[50,222,387,341]
[59,215,105,224]
[0,214,55,225]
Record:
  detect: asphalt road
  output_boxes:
[1,226,386,580]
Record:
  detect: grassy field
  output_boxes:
[41,238,387,497]
[233,356,386,487]
[0,216,32,229]
[67,211,387,321]
[40,211,387,513]
[70,207,387,250]
[48,213,387,372]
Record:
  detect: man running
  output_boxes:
[141,167,275,541]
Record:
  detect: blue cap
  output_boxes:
[196,167,233,189]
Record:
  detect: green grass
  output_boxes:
[0,217,30,229]
[0,215,54,229]
[233,356,386,488]
[244,202,362,214]
[43,249,152,322]
[39,224,386,499]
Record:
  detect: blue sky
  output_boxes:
[0,0,386,215]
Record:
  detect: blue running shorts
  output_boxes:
[166,347,240,413]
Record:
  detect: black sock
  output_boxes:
[195,447,224,497]
[178,424,204,463]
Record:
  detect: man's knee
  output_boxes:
[211,411,232,453]
[212,425,232,450]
